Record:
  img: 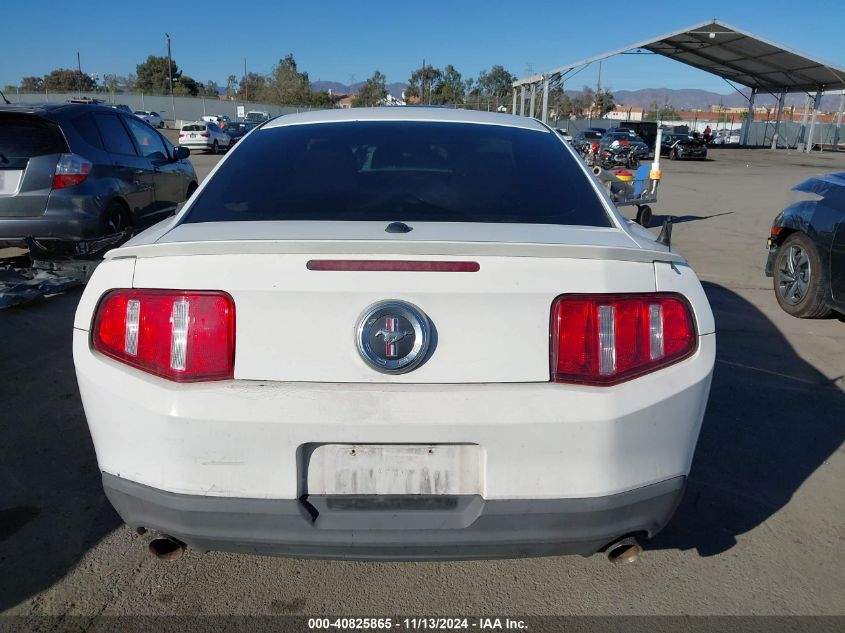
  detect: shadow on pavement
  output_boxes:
[0,289,121,611]
[651,212,734,225]
[0,282,842,609]
[649,282,844,555]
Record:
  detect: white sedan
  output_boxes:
[134,110,165,128]
[74,108,715,562]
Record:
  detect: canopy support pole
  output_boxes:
[519,86,526,117]
[805,90,822,153]
[512,89,517,115]
[770,91,785,149]
[529,83,536,119]
[797,93,813,151]
[832,92,844,151]
[741,87,757,146]
[541,75,549,124]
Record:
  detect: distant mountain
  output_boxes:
[312,80,408,99]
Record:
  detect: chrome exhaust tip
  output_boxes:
[148,535,186,561]
[606,536,642,564]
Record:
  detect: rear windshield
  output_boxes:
[182,124,206,131]
[583,131,603,140]
[183,121,610,227]
[0,115,68,169]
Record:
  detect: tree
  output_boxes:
[431,64,464,105]
[136,55,180,94]
[570,86,595,118]
[204,80,219,97]
[173,75,200,96]
[473,65,515,110]
[548,86,572,122]
[309,90,339,107]
[264,54,310,105]
[405,64,442,103]
[238,72,267,102]
[42,69,95,92]
[226,74,238,100]
[596,89,615,117]
[20,76,43,92]
[353,70,388,107]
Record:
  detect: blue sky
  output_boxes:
[3,0,844,94]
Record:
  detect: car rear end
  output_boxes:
[179,123,213,151]
[74,111,715,560]
[0,106,113,246]
[677,138,708,159]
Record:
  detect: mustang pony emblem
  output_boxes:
[375,317,413,358]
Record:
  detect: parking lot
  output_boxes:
[1,142,844,619]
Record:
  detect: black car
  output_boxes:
[617,122,658,153]
[0,103,198,257]
[765,172,845,318]
[223,121,255,145]
[660,133,708,160]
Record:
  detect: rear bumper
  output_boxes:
[103,472,686,560]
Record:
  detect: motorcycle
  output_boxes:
[598,144,639,170]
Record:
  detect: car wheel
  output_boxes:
[636,205,652,228]
[159,121,165,129]
[101,201,130,236]
[212,141,220,154]
[773,233,832,318]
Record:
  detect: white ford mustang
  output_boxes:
[74,108,714,561]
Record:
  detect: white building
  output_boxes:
[606,105,644,122]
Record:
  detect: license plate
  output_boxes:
[189,134,196,138]
[0,170,23,195]
[306,444,483,495]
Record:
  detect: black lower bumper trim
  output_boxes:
[102,473,686,560]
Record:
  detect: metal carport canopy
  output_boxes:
[513,19,845,92]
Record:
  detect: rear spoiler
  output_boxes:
[109,238,686,265]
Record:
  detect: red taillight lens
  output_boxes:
[551,294,696,385]
[52,153,92,189]
[201,132,210,138]
[92,289,235,382]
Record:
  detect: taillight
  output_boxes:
[92,289,235,382]
[201,132,210,138]
[551,294,696,385]
[52,153,92,189]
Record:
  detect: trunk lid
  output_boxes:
[126,221,670,384]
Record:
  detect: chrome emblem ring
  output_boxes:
[356,301,431,374]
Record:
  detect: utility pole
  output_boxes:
[77,52,83,97]
[244,58,248,104]
[594,60,602,120]
[166,33,175,126]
